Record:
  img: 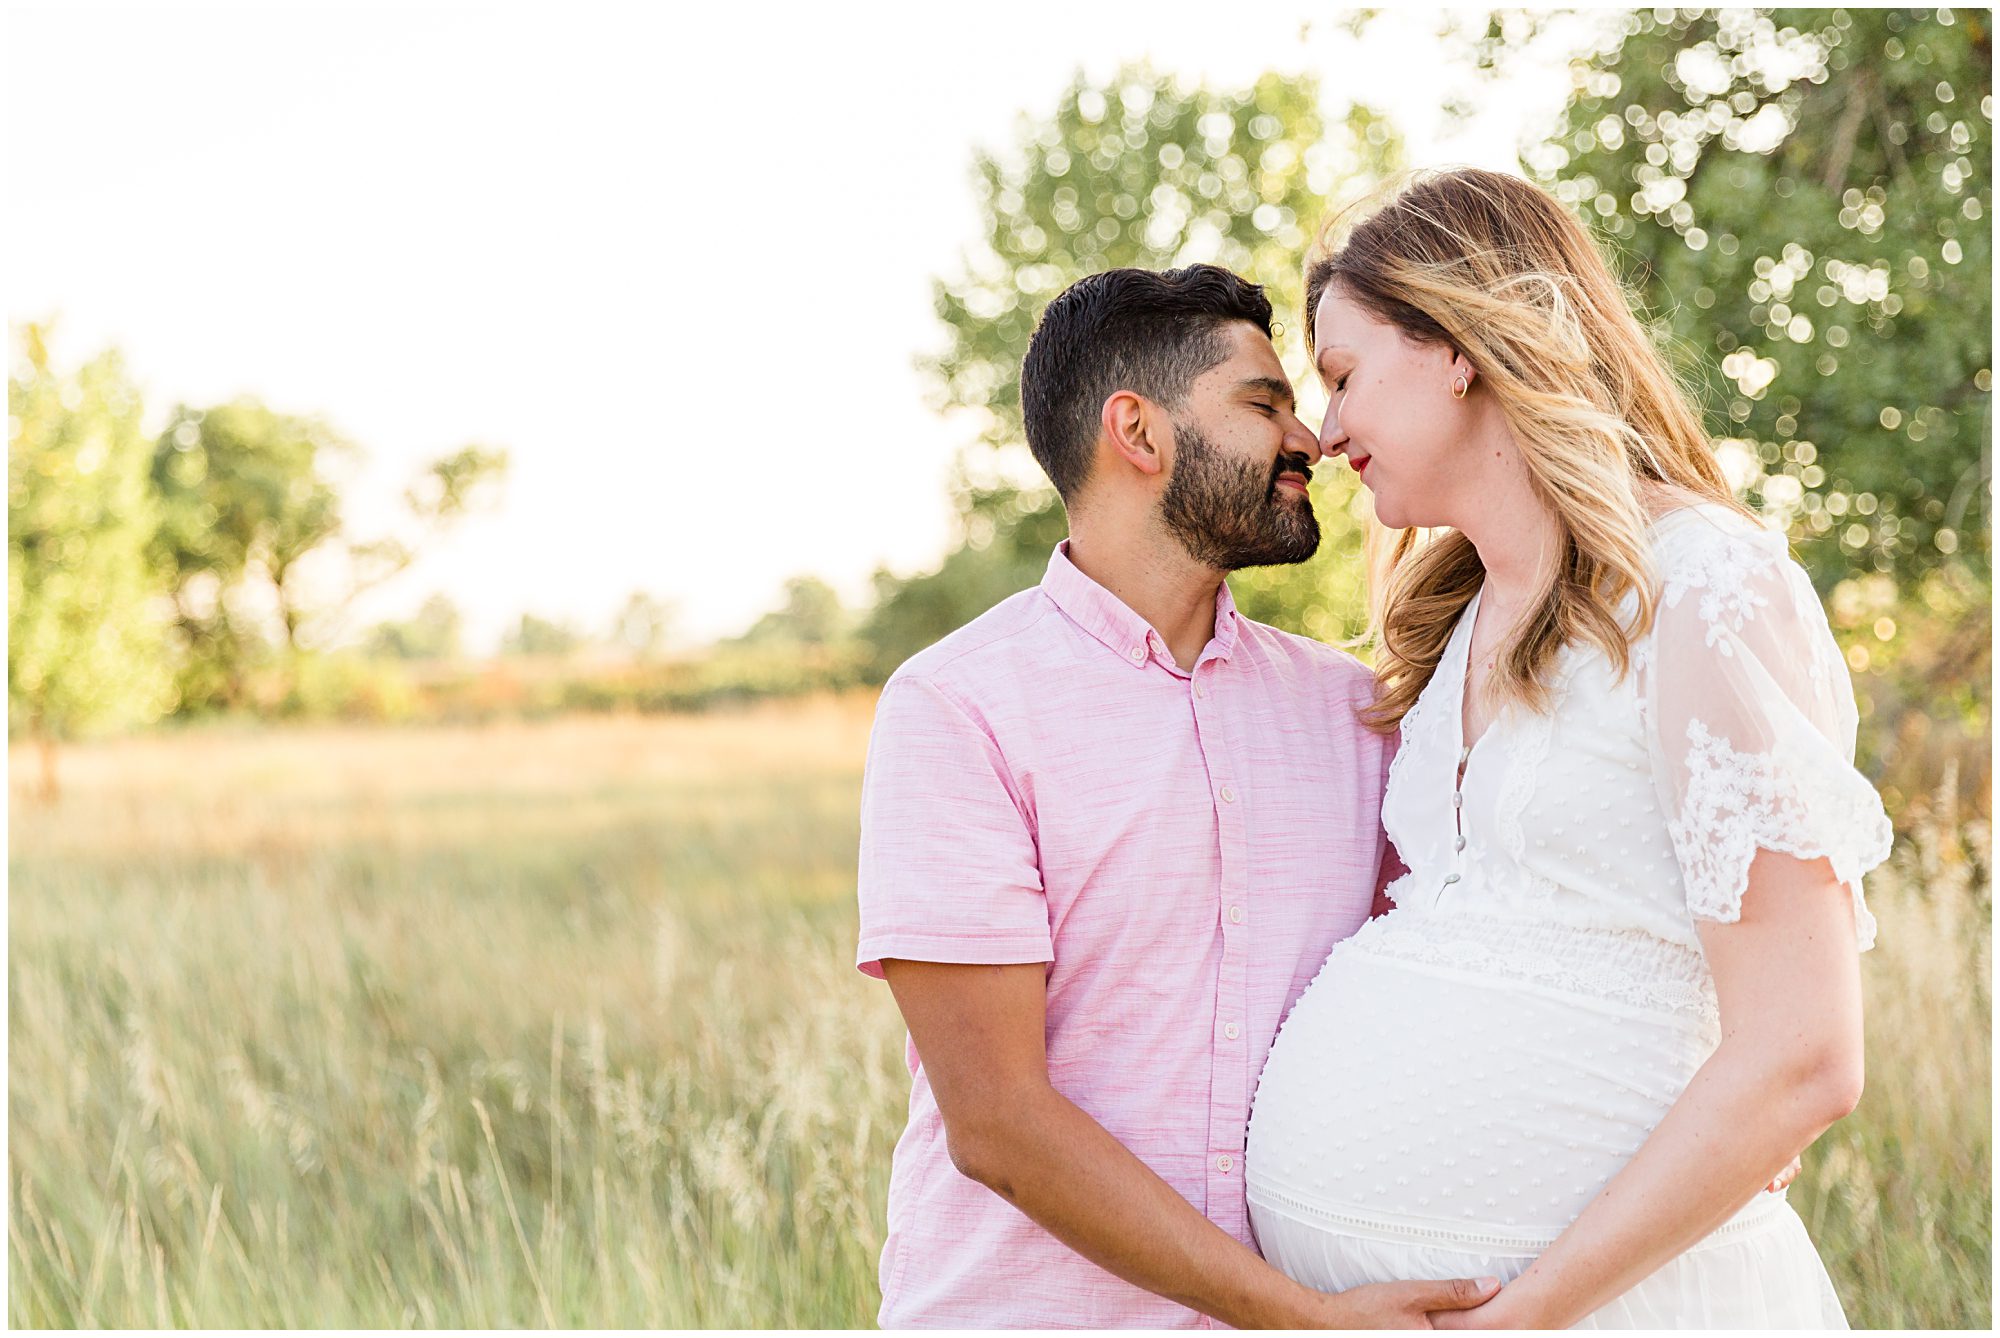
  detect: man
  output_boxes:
[852,264,1498,1328]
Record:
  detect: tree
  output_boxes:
[501,612,580,658]
[364,593,463,661]
[611,591,677,659]
[149,401,507,710]
[1519,7,1990,592]
[738,575,847,646]
[867,66,1408,674]
[7,323,176,798]
[149,400,351,706]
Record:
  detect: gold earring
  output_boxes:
[1452,375,1469,399]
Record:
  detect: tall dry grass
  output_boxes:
[7,698,1991,1326]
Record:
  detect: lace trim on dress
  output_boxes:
[1386,669,1432,815]
[1345,910,1721,1024]
[1491,652,1584,907]
[1658,513,1785,646]
[1655,511,1833,697]
[1669,720,1891,951]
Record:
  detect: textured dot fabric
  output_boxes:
[856,540,1394,1329]
[1244,504,1891,1327]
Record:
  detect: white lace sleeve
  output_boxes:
[1640,518,1893,951]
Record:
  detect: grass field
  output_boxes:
[8,697,1992,1327]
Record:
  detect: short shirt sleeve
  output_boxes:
[855,674,1053,979]
[1640,517,1893,951]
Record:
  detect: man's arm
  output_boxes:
[882,957,1499,1329]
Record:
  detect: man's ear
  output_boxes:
[1100,390,1168,479]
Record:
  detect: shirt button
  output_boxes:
[1216,1154,1234,1173]
[1228,905,1244,924]
[1219,785,1236,803]
[1129,646,1145,662]
[1224,1022,1240,1040]
[1195,680,1209,698]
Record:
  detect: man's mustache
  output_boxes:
[1270,452,1314,488]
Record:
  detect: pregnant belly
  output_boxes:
[1245,911,1722,1248]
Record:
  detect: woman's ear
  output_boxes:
[1448,347,1478,391]
[1101,390,1167,478]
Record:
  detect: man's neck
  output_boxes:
[1064,519,1224,672]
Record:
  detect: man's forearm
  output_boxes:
[951,1084,1319,1328]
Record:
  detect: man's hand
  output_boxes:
[1301,1277,1502,1329]
[1766,1152,1804,1193]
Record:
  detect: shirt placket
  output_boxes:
[1189,652,1251,1267]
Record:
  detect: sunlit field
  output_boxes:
[8,699,1991,1327]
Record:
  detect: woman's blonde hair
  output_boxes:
[1303,167,1750,732]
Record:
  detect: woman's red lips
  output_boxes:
[1350,455,1370,475]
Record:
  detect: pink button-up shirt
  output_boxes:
[856,540,1393,1328]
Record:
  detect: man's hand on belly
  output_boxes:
[882,958,1500,1328]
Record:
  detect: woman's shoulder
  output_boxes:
[1646,497,1793,593]
[1637,496,1828,657]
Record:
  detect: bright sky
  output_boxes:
[7,1,1592,651]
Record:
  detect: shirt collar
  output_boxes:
[1041,539,1241,669]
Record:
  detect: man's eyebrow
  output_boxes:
[1239,375,1295,406]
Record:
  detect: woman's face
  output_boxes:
[1311,283,1473,531]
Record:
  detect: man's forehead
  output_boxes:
[1204,321,1287,378]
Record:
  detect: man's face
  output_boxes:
[1158,322,1324,570]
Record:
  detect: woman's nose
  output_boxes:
[1318,397,1348,455]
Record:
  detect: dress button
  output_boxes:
[1443,873,1461,885]
[1454,836,1467,853]
[1453,792,1463,809]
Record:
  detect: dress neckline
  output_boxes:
[1451,584,1492,763]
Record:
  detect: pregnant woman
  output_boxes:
[1244,169,1895,1327]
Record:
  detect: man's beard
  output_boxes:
[1158,417,1321,570]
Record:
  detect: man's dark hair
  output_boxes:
[1019,264,1273,502]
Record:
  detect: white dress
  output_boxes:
[1244,504,1894,1328]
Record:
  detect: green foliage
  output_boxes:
[926,65,1395,451]
[734,576,848,647]
[870,66,1405,670]
[7,324,177,785]
[365,594,464,662]
[150,399,355,690]
[1527,6,1991,591]
[148,401,507,711]
[501,613,582,659]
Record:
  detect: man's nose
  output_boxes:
[1286,409,1324,463]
